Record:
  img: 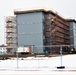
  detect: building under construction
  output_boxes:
[6,8,76,54]
[14,8,70,54]
[43,11,70,53]
[6,16,17,54]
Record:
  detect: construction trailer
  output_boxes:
[17,46,32,54]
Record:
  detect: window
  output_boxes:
[73,23,76,29]
[3,48,5,50]
[74,30,76,36]
[0,48,2,50]
[74,38,76,45]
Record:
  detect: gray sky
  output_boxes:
[0,0,76,45]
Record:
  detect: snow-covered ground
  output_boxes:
[0,54,76,75]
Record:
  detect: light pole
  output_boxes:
[37,47,39,69]
[17,47,19,68]
[57,46,65,69]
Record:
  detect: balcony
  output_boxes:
[55,32,64,38]
[57,18,69,27]
[56,39,64,43]
[6,34,17,38]
[7,44,17,48]
[6,29,16,33]
[6,40,17,44]
[6,25,13,28]
[6,17,12,23]
[6,29,12,32]
[43,21,51,25]
[44,14,50,20]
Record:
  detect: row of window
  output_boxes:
[0,48,6,50]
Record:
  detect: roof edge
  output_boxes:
[14,8,73,22]
[66,19,76,23]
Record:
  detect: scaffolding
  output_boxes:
[43,12,70,54]
[6,16,17,54]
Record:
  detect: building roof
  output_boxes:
[0,44,6,47]
[14,8,67,21]
[14,8,76,22]
[14,8,54,14]
[66,19,76,23]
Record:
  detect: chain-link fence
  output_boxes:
[0,45,76,69]
[15,45,76,69]
[33,45,76,55]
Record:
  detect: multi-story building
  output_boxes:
[68,19,76,50]
[5,8,76,54]
[14,9,70,54]
[0,44,6,54]
[6,16,17,54]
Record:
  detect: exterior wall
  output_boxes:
[17,12,44,53]
[70,22,74,45]
[69,22,76,48]
[43,12,70,53]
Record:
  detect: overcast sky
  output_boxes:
[0,0,76,45]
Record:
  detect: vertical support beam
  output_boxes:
[60,46,62,66]
[57,46,65,69]
[17,48,19,68]
[37,47,39,68]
